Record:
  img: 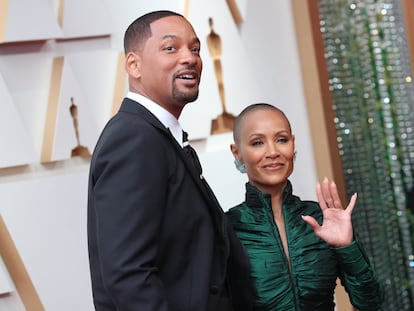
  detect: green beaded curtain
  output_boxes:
[317,0,414,309]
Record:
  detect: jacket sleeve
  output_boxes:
[90,119,171,310]
[334,235,384,310]
[226,222,254,311]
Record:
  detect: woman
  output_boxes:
[226,103,383,310]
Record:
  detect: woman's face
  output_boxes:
[232,108,295,194]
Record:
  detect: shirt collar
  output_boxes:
[127,91,184,147]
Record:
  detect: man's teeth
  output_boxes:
[180,75,194,79]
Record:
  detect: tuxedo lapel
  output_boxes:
[119,98,228,246]
[165,128,229,248]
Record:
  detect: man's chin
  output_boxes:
[175,91,199,104]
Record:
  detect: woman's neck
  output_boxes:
[271,194,283,220]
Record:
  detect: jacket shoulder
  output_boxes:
[225,203,247,221]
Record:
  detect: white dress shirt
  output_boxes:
[126,91,185,147]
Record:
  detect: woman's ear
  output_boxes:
[230,143,240,161]
[292,134,297,161]
[125,52,141,78]
[231,143,246,174]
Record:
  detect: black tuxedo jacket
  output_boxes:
[87,98,253,311]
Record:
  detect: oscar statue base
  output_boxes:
[71,145,91,158]
[210,112,235,135]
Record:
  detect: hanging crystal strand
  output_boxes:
[319,3,405,309]
[317,0,414,309]
[377,0,414,302]
[351,2,410,309]
[389,0,414,191]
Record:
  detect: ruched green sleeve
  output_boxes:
[334,237,384,310]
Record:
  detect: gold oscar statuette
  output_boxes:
[70,97,91,158]
[207,17,235,135]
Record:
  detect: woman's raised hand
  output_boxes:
[301,177,357,247]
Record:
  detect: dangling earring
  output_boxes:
[234,159,246,174]
[294,150,297,161]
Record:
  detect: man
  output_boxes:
[87,10,252,311]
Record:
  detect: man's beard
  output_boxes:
[173,87,199,104]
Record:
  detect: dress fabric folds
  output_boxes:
[226,181,384,311]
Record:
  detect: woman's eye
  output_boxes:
[252,141,263,146]
[277,137,288,144]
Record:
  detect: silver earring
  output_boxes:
[234,159,246,174]
[294,150,297,161]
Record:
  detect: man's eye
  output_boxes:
[164,46,175,52]
[192,47,201,54]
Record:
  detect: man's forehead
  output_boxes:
[150,15,187,30]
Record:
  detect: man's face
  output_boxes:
[135,15,203,117]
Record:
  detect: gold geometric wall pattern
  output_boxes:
[65,50,127,128]
[225,0,244,25]
[179,0,261,141]
[0,73,37,168]
[0,215,44,310]
[0,0,8,43]
[207,16,236,135]
[0,171,95,310]
[0,0,62,43]
[58,0,112,39]
[111,52,128,117]
[41,56,100,163]
[40,49,127,163]
[0,0,112,43]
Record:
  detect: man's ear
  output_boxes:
[125,52,141,78]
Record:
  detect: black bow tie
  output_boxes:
[183,131,203,175]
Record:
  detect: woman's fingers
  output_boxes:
[346,192,357,214]
[301,215,320,231]
[317,177,335,209]
[317,177,357,213]
[328,180,343,209]
[316,182,328,210]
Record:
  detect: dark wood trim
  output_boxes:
[402,0,414,75]
[291,0,347,204]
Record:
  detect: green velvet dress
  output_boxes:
[226,181,383,311]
